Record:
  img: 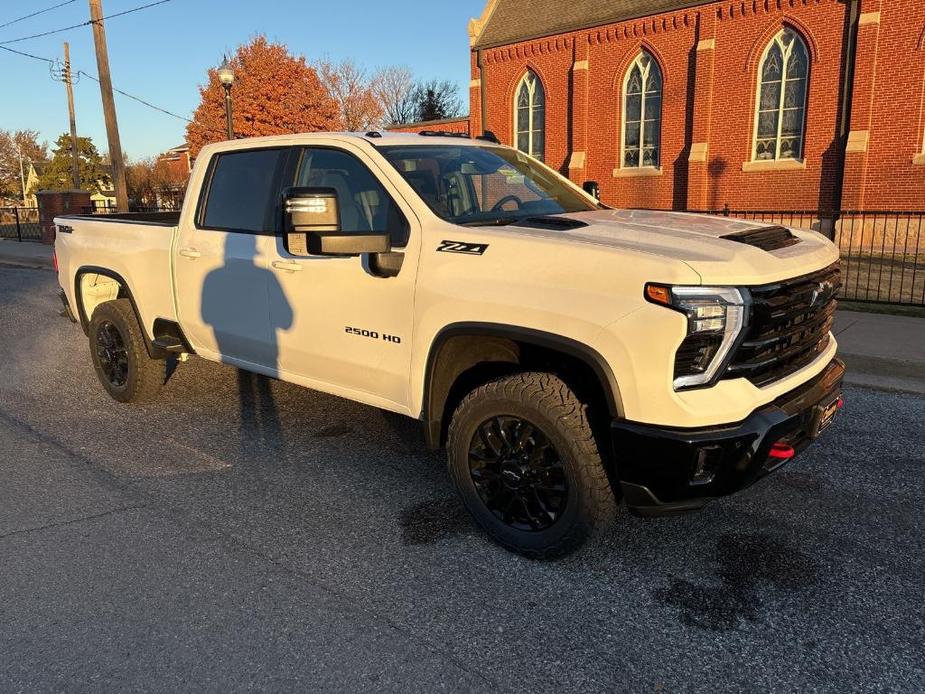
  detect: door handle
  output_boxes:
[272,260,303,273]
[179,248,201,259]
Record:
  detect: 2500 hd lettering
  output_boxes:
[54,132,844,558]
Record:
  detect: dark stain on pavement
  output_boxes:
[400,497,474,545]
[653,533,819,632]
[312,424,353,438]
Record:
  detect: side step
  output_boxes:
[151,318,195,357]
[151,336,186,353]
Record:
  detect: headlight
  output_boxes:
[645,284,750,390]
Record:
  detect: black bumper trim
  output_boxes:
[612,358,845,516]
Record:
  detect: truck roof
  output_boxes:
[197,131,499,155]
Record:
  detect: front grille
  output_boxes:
[722,225,800,251]
[726,263,840,387]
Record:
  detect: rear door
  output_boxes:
[174,147,288,370]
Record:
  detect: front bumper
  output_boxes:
[613,357,845,516]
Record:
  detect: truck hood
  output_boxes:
[490,209,840,285]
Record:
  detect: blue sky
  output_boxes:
[1,0,483,159]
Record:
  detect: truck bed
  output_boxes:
[55,214,179,336]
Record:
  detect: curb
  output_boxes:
[840,353,925,396]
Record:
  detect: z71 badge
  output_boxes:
[437,240,489,256]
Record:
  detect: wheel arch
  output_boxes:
[421,322,624,449]
[74,266,162,359]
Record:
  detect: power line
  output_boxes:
[0,43,191,123]
[0,0,78,30]
[0,0,175,45]
[78,70,192,122]
[0,44,54,63]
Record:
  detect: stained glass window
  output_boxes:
[622,52,662,168]
[514,71,545,161]
[754,29,809,161]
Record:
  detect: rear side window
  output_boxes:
[201,149,285,233]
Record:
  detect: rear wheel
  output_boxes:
[447,372,617,559]
[88,299,165,403]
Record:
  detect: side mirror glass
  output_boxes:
[283,187,391,257]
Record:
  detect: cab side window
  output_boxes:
[296,148,409,247]
[200,148,285,233]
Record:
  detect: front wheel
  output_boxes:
[447,372,617,559]
[88,299,166,403]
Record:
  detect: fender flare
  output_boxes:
[421,322,624,447]
[74,265,160,359]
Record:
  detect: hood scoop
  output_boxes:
[721,225,801,251]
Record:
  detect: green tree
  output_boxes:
[35,134,110,194]
[413,80,462,122]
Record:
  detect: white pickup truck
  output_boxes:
[55,131,844,558]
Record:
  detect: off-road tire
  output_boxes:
[88,299,165,403]
[447,372,618,559]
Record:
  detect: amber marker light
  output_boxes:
[645,283,672,306]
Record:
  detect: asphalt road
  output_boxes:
[1,265,922,693]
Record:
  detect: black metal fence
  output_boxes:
[0,207,42,241]
[88,200,180,215]
[698,207,925,307]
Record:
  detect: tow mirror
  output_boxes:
[283,187,390,257]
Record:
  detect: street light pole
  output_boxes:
[217,57,235,140]
[16,144,28,207]
[223,84,233,139]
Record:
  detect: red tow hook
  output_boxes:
[768,442,796,461]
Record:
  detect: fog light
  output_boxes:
[691,446,723,486]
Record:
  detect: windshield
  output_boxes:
[379,145,600,226]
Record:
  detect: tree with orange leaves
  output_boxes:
[186,36,340,157]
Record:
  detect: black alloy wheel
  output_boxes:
[88,298,166,403]
[447,372,618,559]
[95,320,129,388]
[469,416,569,532]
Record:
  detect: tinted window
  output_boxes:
[202,149,284,233]
[296,148,409,246]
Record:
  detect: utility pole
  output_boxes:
[88,0,129,212]
[63,42,81,189]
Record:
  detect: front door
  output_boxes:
[175,147,288,369]
[266,143,419,412]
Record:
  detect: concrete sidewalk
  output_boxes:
[1,238,921,392]
[835,310,925,394]
[0,239,53,269]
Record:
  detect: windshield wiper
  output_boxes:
[459,216,523,227]
[459,214,589,230]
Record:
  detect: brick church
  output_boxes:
[399,0,925,213]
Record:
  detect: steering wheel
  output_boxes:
[490,195,525,213]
